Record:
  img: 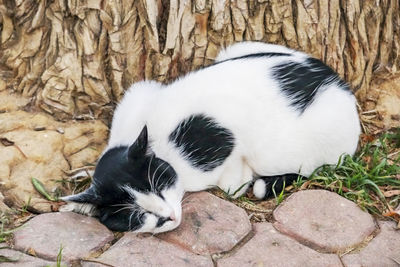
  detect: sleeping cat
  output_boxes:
[60,41,361,233]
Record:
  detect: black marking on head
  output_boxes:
[99,205,145,232]
[156,217,172,227]
[272,57,350,113]
[63,126,178,232]
[169,114,234,172]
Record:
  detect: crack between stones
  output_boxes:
[338,219,381,257]
[84,232,124,259]
[272,218,381,256]
[210,226,256,264]
[338,255,346,267]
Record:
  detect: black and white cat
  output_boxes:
[61,42,361,233]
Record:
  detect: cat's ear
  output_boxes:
[128,126,148,161]
[60,186,99,204]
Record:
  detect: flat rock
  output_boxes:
[0,248,57,267]
[218,223,342,267]
[273,190,376,253]
[0,110,107,212]
[81,232,213,267]
[159,192,251,255]
[13,212,114,262]
[342,221,400,266]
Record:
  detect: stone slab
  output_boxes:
[159,192,251,255]
[218,223,342,267]
[13,212,114,262]
[273,190,376,252]
[0,248,57,267]
[342,221,400,267]
[81,232,213,267]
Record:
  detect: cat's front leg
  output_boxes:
[217,156,253,198]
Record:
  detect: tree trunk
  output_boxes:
[0,0,399,121]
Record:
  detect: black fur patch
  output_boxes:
[156,217,172,227]
[272,57,349,113]
[169,114,235,172]
[99,205,145,232]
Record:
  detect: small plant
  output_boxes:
[32,178,58,201]
[56,245,64,267]
[272,180,286,205]
[21,196,31,214]
[45,245,65,267]
[0,227,14,243]
[0,218,19,263]
[216,182,251,200]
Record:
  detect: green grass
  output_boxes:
[0,214,19,263]
[272,180,286,205]
[45,245,65,267]
[20,196,31,214]
[0,226,14,243]
[55,245,64,267]
[294,128,400,217]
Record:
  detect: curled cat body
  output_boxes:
[61,42,361,234]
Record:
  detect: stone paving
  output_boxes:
[3,189,400,266]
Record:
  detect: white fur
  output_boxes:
[123,183,184,233]
[59,202,98,217]
[109,42,360,196]
[253,179,267,199]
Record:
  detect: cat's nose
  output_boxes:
[169,211,176,221]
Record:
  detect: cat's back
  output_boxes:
[148,46,359,176]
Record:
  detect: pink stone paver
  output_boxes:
[342,221,400,267]
[81,232,213,267]
[218,223,342,267]
[0,248,57,267]
[273,190,376,252]
[159,192,251,255]
[13,212,114,262]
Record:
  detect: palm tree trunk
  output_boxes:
[0,0,399,120]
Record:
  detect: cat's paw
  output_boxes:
[253,179,267,199]
[59,202,98,216]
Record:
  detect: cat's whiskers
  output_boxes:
[113,206,134,214]
[147,154,155,192]
[155,163,171,188]
[128,211,135,231]
[151,161,166,192]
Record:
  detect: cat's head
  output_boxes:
[61,126,184,233]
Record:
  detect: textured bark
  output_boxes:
[0,0,399,120]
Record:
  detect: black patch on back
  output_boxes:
[272,57,350,113]
[169,114,235,172]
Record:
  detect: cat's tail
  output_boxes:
[252,173,305,199]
